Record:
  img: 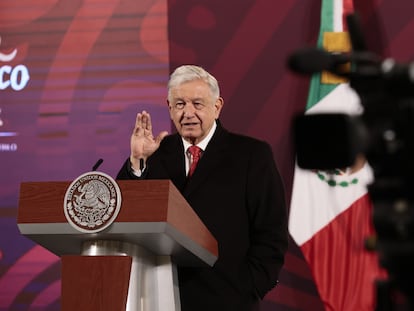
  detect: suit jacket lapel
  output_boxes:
[161,135,188,191]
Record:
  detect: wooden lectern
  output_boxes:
[17,179,218,311]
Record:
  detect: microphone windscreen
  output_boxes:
[287,47,335,74]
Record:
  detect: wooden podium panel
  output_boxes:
[61,255,132,311]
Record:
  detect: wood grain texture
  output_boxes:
[61,255,131,311]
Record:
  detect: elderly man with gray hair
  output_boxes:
[117,65,288,311]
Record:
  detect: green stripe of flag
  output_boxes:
[306,0,339,110]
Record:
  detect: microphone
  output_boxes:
[287,47,380,77]
[92,158,104,171]
[288,46,414,99]
[287,47,351,75]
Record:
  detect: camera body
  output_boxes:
[293,60,414,307]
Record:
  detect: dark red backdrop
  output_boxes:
[168,0,414,310]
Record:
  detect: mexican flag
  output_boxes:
[288,0,385,310]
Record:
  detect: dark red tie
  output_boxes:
[188,145,202,177]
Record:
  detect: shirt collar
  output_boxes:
[182,120,217,151]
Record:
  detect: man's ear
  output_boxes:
[215,97,224,118]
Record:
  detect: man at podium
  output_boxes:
[117,65,288,311]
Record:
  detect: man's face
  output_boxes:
[168,79,223,145]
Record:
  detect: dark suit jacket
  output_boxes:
[117,122,288,311]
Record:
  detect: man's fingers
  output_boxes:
[133,112,143,136]
[142,111,152,131]
[133,111,153,136]
[135,112,142,127]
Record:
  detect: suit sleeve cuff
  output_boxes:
[128,159,146,178]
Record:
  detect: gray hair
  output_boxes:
[167,65,220,100]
